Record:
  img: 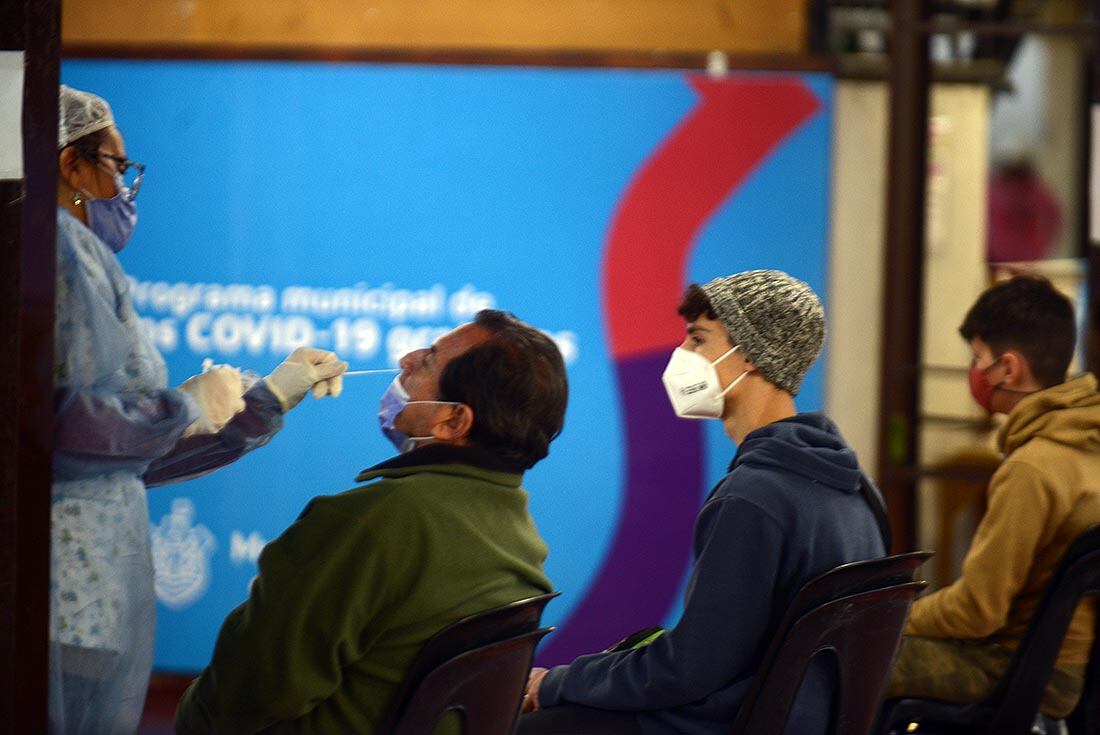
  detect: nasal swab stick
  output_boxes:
[343,368,402,377]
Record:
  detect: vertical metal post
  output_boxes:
[0,0,59,729]
[877,0,931,552]
[807,0,831,55]
[1089,0,1100,376]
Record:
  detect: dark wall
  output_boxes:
[0,0,58,730]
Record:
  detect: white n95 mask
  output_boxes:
[661,345,746,419]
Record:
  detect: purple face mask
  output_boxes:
[84,171,138,254]
[378,375,413,451]
[377,374,463,453]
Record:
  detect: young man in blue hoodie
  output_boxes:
[520,270,888,735]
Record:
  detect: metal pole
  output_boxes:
[1089,0,1100,377]
[877,0,931,552]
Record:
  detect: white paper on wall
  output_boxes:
[0,51,24,180]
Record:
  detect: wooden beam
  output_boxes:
[60,0,808,55]
[61,43,834,72]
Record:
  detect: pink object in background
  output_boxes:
[986,163,1063,263]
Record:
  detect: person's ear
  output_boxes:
[58,146,89,192]
[431,404,475,444]
[59,147,79,182]
[999,351,1029,388]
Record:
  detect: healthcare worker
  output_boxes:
[50,84,347,735]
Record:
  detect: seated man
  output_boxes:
[175,309,568,735]
[521,270,888,735]
[886,275,1100,718]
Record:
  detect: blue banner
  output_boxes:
[62,59,833,671]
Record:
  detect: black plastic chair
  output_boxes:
[878,525,1100,735]
[376,592,559,735]
[1065,619,1100,735]
[388,626,554,735]
[731,581,926,735]
[729,552,932,735]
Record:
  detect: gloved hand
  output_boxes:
[178,365,247,437]
[265,347,348,412]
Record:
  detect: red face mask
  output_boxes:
[967,358,1001,413]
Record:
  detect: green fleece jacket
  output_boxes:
[907,373,1100,667]
[175,444,552,734]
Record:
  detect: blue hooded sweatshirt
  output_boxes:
[538,413,887,735]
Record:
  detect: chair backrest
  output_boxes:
[376,592,559,735]
[730,552,931,735]
[391,627,554,735]
[980,525,1100,732]
[730,582,926,735]
[783,552,932,624]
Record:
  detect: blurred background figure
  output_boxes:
[986,140,1063,264]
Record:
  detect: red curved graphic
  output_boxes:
[539,75,821,664]
[606,76,823,360]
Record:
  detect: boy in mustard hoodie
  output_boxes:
[887,275,1100,717]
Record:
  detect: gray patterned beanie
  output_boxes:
[700,270,824,395]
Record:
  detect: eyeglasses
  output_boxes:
[96,151,146,201]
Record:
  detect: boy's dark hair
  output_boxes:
[437,310,568,470]
[677,284,718,323]
[959,275,1076,388]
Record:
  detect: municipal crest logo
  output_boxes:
[151,497,217,610]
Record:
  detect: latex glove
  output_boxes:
[265,347,348,412]
[178,365,246,437]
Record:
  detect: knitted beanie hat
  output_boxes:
[700,270,825,395]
